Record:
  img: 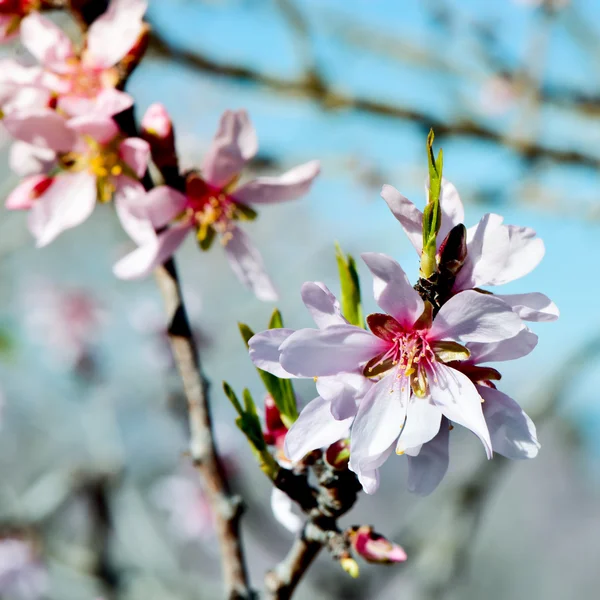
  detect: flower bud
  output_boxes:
[437,223,467,277]
[141,103,177,170]
[325,439,350,470]
[262,395,288,448]
[347,525,407,564]
[340,556,360,578]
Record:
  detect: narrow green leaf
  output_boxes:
[335,242,364,329]
[268,308,284,329]
[223,381,244,415]
[238,322,255,347]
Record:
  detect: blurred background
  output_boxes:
[0,0,599,598]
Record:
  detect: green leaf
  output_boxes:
[335,242,364,329]
[223,381,244,416]
[238,322,255,347]
[268,308,284,329]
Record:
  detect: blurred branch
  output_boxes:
[146,28,600,170]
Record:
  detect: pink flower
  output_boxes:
[381,179,559,322]
[347,525,407,564]
[0,0,36,43]
[4,111,149,246]
[15,0,146,117]
[114,109,320,301]
[252,253,525,494]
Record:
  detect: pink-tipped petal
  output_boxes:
[29,171,97,247]
[496,292,559,322]
[233,160,320,205]
[396,398,442,455]
[437,178,465,245]
[222,225,278,301]
[66,115,119,145]
[432,289,523,344]
[202,109,258,188]
[58,88,133,118]
[301,281,346,329]
[491,225,545,286]
[429,364,492,458]
[478,385,539,459]
[3,109,76,152]
[406,418,450,496]
[119,137,150,178]
[466,327,538,363]
[454,213,509,290]
[9,141,55,176]
[20,13,74,72]
[284,396,352,463]
[5,175,51,210]
[113,223,190,280]
[248,328,296,378]
[361,252,424,328]
[85,0,147,68]
[348,373,407,474]
[279,324,385,377]
[380,184,423,253]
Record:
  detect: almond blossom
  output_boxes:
[114,109,320,301]
[11,0,147,117]
[252,253,526,494]
[4,110,149,246]
[381,179,559,322]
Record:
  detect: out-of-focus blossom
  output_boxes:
[0,59,50,115]
[21,279,106,371]
[4,112,149,246]
[141,103,177,171]
[381,179,559,322]
[271,487,302,533]
[0,537,48,600]
[252,253,525,494]
[11,0,147,117]
[0,0,37,43]
[114,109,320,301]
[347,525,407,564]
[479,75,517,116]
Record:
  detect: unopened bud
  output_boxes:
[437,223,467,277]
[142,103,178,170]
[262,395,288,449]
[325,439,350,470]
[347,525,407,564]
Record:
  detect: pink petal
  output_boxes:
[478,385,539,459]
[248,328,296,378]
[0,15,18,43]
[429,364,492,458]
[496,292,559,322]
[233,160,320,205]
[454,213,509,290]
[380,184,423,253]
[222,225,278,301]
[113,223,190,280]
[490,225,545,286]
[3,109,76,152]
[202,109,258,188]
[437,178,465,245]
[466,327,538,363]
[406,418,450,496]
[58,88,133,118]
[431,289,523,344]
[396,398,442,455]
[348,373,407,479]
[20,13,74,72]
[133,186,188,229]
[284,396,352,463]
[300,281,346,329]
[142,102,173,139]
[9,141,55,176]
[28,171,97,247]
[84,0,147,68]
[5,175,51,210]
[113,176,155,244]
[361,252,424,328]
[66,115,119,145]
[279,324,385,377]
[119,137,150,178]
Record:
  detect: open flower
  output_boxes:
[261,253,523,493]
[381,179,559,322]
[4,111,149,246]
[114,109,319,301]
[13,0,147,117]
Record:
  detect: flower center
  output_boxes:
[184,173,257,250]
[61,59,118,98]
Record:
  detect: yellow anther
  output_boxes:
[313,376,318,382]
[396,449,405,455]
[111,164,123,176]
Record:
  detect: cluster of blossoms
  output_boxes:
[1,0,319,301]
[249,176,558,495]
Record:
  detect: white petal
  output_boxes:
[284,396,352,462]
[432,289,523,343]
[380,184,423,253]
[496,292,559,322]
[301,281,347,329]
[396,398,442,454]
[361,252,423,327]
[466,327,538,363]
[437,178,465,245]
[271,488,303,533]
[429,364,492,458]
[478,385,540,459]
[248,328,295,378]
[316,373,368,420]
[9,141,55,177]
